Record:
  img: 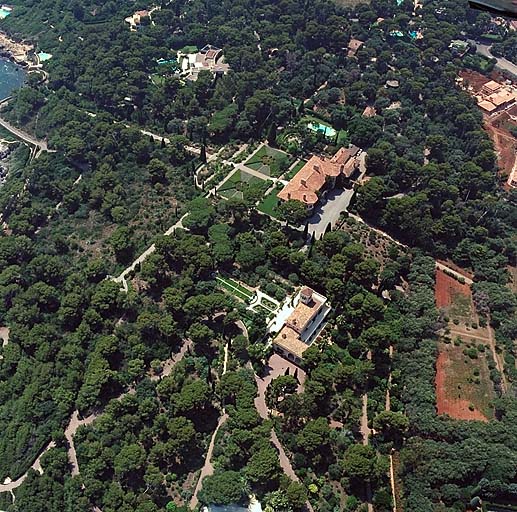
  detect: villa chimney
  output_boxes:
[287,192,291,199]
[301,178,307,187]
[313,164,320,173]
[303,194,307,202]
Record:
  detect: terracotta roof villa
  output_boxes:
[273,287,330,364]
[277,145,360,212]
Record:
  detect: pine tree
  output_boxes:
[308,234,315,257]
[200,145,207,164]
[303,222,309,240]
[267,123,277,146]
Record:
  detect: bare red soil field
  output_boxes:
[435,351,489,422]
[435,268,471,308]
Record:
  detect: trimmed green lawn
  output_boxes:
[285,159,307,180]
[216,276,254,300]
[337,129,349,145]
[257,189,281,218]
[150,74,165,86]
[218,169,267,199]
[218,170,270,199]
[245,145,290,177]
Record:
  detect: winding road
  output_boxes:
[253,355,314,512]
[0,115,50,153]
[467,40,517,77]
[189,341,230,510]
[0,441,56,493]
[112,213,188,292]
[0,339,193,499]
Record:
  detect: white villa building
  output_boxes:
[272,287,330,364]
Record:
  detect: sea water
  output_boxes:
[0,57,25,100]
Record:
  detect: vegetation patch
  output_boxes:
[285,159,307,180]
[257,189,281,218]
[434,268,471,310]
[435,341,495,421]
[244,145,291,177]
[217,169,266,200]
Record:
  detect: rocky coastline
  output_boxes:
[0,30,33,66]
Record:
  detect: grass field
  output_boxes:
[216,276,254,302]
[257,189,281,217]
[245,145,290,177]
[285,159,307,180]
[436,340,495,421]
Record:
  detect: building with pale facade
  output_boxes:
[272,287,330,364]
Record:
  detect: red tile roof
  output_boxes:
[277,148,359,206]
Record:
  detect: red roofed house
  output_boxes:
[277,145,360,214]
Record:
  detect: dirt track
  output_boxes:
[484,110,517,181]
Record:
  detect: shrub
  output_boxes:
[463,347,478,359]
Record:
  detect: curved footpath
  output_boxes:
[0,339,192,497]
[0,441,56,493]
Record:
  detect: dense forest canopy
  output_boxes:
[0,0,515,511]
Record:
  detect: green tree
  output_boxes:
[199,470,246,505]
[277,200,307,225]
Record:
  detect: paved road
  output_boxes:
[468,40,517,77]
[65,411,97,476]
[0,441,56,493]
[0,116,49,151]
[189,338,232,510]
[487,314,508,393]
[307,187,355,239]
[0,338,193,498]
[150,339,192,382]
[253,355,313,512]
[113,213,188,291]
[189,412,229,510]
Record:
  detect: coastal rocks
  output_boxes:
[0,31,33,65]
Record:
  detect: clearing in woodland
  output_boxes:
[435,340,494,422]
[435,268,496,421]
